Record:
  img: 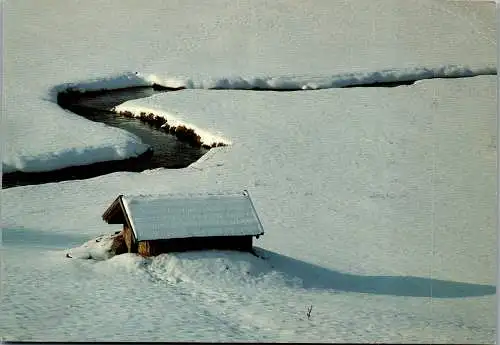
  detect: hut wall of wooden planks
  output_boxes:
[136,235,253,256]
[122,224,137,253]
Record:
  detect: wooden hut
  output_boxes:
[102,190,264,257]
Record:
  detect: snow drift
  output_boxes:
[149,64,496,91]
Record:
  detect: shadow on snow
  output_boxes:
[255,248,496,299]
[2,228,494,299]
[3,227,94,249]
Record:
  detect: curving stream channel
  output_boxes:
[2,88,209,189]
[3,74,488,189]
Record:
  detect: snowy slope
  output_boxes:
[3,0,496,172]
[2,76,496,342]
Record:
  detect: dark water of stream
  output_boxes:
[2,87,209,189]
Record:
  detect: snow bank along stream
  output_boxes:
[2,87,211,188]
[4,65,495,189]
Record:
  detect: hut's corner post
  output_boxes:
[123,224,137,253]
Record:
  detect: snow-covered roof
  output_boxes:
[119,191,264,241]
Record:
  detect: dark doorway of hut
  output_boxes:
[2,86,209,188]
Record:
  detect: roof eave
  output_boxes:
[245,190,265,237]
[102,194,124,223]
[119,195,139,241]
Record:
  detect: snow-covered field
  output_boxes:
[1,0,497,343]
[3,0,495,173]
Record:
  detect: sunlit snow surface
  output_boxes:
[2,76,496,342]
[1,0,497,342]
[3,0,496,172]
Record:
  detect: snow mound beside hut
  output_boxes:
[66,231,127,260]
[143,250,302,289]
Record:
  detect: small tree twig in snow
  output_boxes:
[306,305,313,320]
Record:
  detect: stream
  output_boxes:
[3,75,480,189]
[2,87,209,188]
